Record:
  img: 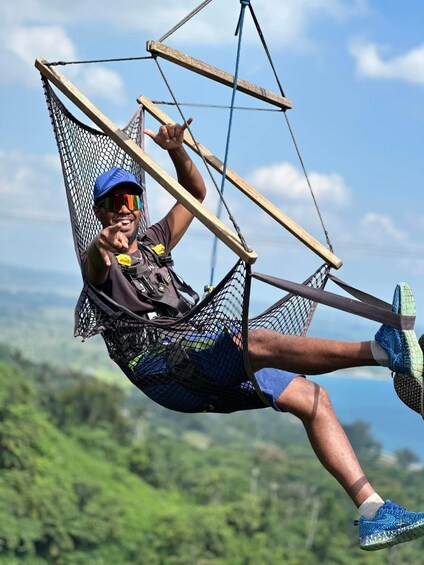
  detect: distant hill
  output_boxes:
[1,261,422,381]
[0,261,82,294]
[0,262,119,380]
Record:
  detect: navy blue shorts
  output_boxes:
[254,367,302,411]
[132,328,301,413]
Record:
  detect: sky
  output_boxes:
[1,0,424,323]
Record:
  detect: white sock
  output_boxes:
[371,340,390,367]
[358,493,385,519]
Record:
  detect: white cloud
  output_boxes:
[152,0,367,50]
[78,67,126,105]
[1,0,369,52]
[0,23,126,103]
[0,25,76,88]
[0,0,370,96]
[0,149,66,217]
[228,0,368,51]
[360,213,407,243]
[9,26,76,66]
[350,39,424,85]
[248,162,351,206]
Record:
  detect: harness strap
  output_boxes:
[131,276,192,316]
[251,271,415,330]
[138,239,199,306]
[116,239,199,318]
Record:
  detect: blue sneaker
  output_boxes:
[375,283,423,378]
[357,500,424,550]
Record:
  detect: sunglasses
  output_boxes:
[97,193,143,213]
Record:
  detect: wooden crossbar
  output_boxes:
[138,95,343,270]
[146,41,293,111]
[34,58,257,265]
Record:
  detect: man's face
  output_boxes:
[94,185,142,247]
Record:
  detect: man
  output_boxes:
[85,119,424,551]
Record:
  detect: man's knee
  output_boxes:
[313,384,333,414]
[276,377,334,419]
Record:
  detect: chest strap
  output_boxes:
[116,240,199,317]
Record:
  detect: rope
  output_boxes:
[248,4,286,98]
[44,0,335,259]
[284,114,334,253]
[151,101,281,112]
[152,57,249,251]
[46,56,153,66]
[248,3,334,253]
[209,0,251,286]
[158,0,213,42]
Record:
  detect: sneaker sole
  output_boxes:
[398,283,423,379]
[393,372,423,415]
[393,335,424,417]
[360,519,424,551]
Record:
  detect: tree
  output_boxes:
[343,420,381,459]
[48,380,131,443]
[394,448,421,469]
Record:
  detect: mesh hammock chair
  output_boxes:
[40,73,422,416]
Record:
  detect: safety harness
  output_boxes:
[116,238,199,318]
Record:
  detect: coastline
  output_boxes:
[312,373,424,463]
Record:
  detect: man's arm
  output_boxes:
[144,119,207,251]
[86,222,129,286]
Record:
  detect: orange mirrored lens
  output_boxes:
[99,194,143,212]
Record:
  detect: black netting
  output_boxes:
[85,260,256,414]
[42,77,150,263]
[42,75,329,414]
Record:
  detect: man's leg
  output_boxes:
[275,376,375,506]
[248,330,376,375]
[248,282,423,379]
[276,376,424,551]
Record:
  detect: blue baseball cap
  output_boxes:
[93,168,143,203]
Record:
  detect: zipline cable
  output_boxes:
[209,0,251,286]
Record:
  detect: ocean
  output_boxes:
[250,300,424,464]
[313,373,424,463]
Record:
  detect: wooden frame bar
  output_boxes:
[146,41,293,111]
[34,58,257,265]
[138,95,343,270]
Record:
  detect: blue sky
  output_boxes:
[1,0,423,319]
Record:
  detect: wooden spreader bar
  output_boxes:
[34,58,257,265]
[138,95,343,270]
[146,41,293,111]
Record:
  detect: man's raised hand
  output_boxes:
[144,118,193,151]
